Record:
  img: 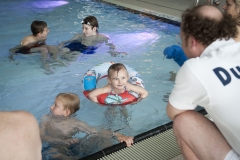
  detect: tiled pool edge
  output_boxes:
[96,0,181,26]
[100,0,181,22]
[80,109,208,160]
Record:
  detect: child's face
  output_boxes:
[82,24,97,36]
[50,98,70,116]
[222,0,239,20]
[108,69,129,91]
[39,27,49,39]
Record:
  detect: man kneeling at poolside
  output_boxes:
[166,5,240,160]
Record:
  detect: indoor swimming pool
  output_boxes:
[0,0,181,158]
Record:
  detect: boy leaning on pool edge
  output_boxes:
[40,93,133,159]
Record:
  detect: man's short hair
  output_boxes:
[181,5,237,46]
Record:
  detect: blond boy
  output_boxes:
[40,93,133,159]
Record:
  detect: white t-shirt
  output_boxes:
[169,39,240,154]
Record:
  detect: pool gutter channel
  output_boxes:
[80,109,208,160]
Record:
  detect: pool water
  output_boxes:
[0,0,180,158]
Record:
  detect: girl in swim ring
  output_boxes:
[88,63,148,104]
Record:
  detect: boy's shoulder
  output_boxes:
[98,33,109,40]
[21,35,37,46]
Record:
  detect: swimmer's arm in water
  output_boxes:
[75,119,98,135]
[126,83,149,99]
[74,119,133,146]
[9,44,22,57]
[88,84,111,103]
[105,38,127,57]
[105,38,116,51]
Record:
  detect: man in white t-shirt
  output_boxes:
[166,5,240,160]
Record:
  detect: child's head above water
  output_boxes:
[108,63,128,78]
[81,16,99,36]
[51,93,80,116]
[107,63,129,90]
[31,20,48,36]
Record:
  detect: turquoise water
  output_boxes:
[0,0,180,158]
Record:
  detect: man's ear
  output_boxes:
[189,35,204,57]
[93,27,97,32]
[189,35,197,49]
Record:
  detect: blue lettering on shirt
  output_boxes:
[213,66,240,86]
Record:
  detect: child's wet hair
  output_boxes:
[108,63,128,78]
[56,93,80,115]
[82,16,99,32]
[31,20,47,36]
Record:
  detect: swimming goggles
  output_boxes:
[81,20,91,26]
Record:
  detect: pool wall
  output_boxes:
[101,0,196,22]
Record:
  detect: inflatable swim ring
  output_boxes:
[82,62,145,105]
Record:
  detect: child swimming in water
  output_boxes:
[88,63,148,104]
[40,93,133,159]
[58,16,127,61]
[9,20,64,74]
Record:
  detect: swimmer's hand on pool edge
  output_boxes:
[114,132,134,147]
